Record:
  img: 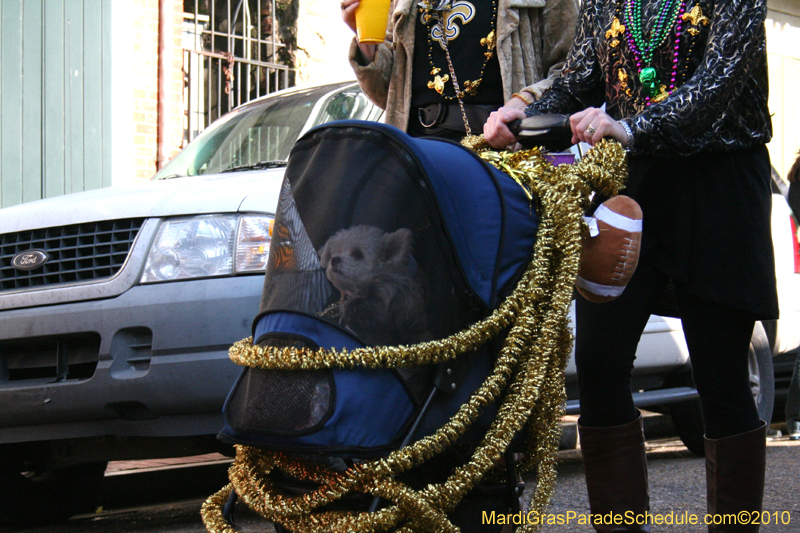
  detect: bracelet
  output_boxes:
[511,92,533,106]
[619,120,635,153]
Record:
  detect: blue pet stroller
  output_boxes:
[202,120,627,533]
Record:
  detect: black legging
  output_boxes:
[575,258,761,440]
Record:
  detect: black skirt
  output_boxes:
[624,144,779,320]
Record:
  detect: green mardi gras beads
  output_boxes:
[624,0,683,98]
[626,0,681,64]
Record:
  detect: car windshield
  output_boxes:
[153,83,383,179]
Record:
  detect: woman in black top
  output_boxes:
[485,1,776,531]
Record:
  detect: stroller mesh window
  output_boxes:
[227,337,334,435]
[227,367,333,434]
[258,126,478,347]
[259,179,334,314]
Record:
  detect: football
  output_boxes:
[576,195,642,303]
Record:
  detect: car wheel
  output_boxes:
[0,461,107,527]
[668,321,774,457]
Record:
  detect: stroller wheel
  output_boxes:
[222,489,240,530]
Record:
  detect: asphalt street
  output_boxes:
[6,420,799,533]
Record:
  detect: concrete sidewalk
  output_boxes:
[105,453,231,476]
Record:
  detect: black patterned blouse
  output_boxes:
[528,0,772,157]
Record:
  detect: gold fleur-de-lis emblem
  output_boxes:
[682,5,709,35]
[480,30,496,51]
[480,30,496,59]
[605,17,625,47]
[463,79,481,96]
[429,1,473,47]
[427,74,450,94]
[682,5,709,26]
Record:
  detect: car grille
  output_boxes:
[0,218,145,291]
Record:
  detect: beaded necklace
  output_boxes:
[622,0,686,99]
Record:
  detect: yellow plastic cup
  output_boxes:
[355,0,391,43]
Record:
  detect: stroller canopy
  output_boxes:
[221,120,538,455]
[260,120,539,327]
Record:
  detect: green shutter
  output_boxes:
[1,0,112,209]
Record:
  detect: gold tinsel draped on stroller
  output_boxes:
[201,121,627,533]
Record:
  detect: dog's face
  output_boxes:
[319,225,413,295]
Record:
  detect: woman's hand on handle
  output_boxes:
[484,107,528,150]
[341,0,377,63]
[570,108,628,147]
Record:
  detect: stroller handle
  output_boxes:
[507,113,573,151]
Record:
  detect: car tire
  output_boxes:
[668,321,774,457]
[0,461,107,527]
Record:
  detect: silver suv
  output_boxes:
[1,80,798,526]
[0,82,382,526]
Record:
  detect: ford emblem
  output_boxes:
[12,250,49,270]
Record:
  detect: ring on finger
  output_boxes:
[586,124,597,135]
[341,1,346,9]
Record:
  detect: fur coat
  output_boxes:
[348,0,579,131]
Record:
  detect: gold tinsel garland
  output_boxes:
[201,139,628,533]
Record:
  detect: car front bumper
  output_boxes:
[0,275,263,444]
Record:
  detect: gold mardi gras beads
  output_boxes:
[203,140,628,533]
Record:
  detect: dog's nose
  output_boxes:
[331,256,341,267]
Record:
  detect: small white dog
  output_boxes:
[319,225,429,346]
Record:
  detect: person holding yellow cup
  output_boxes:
[342,0,579,142]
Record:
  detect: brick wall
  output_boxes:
[131,0,185,182]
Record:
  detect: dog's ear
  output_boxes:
[319,240,332,268]
[380,228,413,265]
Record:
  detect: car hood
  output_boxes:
[0,169,286,233]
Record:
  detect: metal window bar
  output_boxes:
[182,0,295,145]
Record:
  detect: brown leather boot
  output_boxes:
[704,421,767,532]
[578,413,651,532]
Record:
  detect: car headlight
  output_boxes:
[235,215,274,273]
[141,214,273,283]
